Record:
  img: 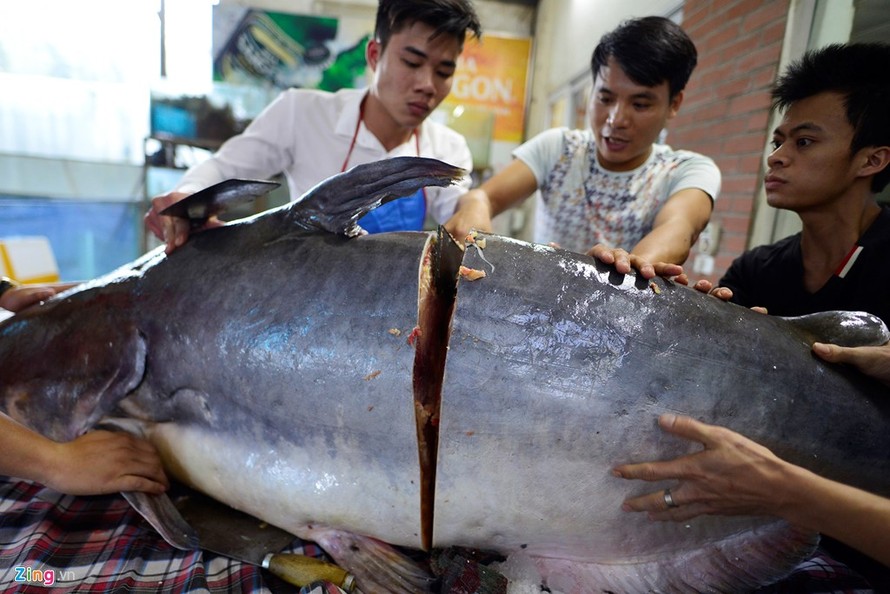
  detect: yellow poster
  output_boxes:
[442,35,532,145]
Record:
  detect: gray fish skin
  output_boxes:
[1,157,889,593]
[436,236,890,590]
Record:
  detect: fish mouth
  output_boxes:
[412,227,463,550]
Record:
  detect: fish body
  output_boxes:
[1,158,888,593]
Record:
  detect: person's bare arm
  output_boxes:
[633,188,713,263]
[0,413,168,495]
[587,188,712,278]
[444,159,539,242]
[613,413,890,567]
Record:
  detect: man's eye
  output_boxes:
[771,140,782,150]
[403,60,421,68]
[796,138,813,147]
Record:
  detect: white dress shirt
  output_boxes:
[175,88,473,225]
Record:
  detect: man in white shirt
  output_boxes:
[145,0,482,254]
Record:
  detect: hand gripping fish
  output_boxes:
[1,157,889,593]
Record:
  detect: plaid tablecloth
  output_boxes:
[0,476,884,593]
[0,478,346,593]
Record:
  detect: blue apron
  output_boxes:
[357,188,426,234]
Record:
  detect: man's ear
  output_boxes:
[668,90,684,119]
[859,146,890,178]
[366,38,381,72]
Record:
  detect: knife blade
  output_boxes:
[172,486,355,591]
[159,178,281,228]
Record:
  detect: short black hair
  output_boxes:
[772,43,890,193]
[375,0,482,50]
[591,16,697,99]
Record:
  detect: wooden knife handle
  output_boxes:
[263,552,356,592]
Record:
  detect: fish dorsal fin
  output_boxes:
[782,310,890,347]
[160,179,281,229]
[286,156,465,236]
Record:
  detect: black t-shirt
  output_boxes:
[720,206,890,327]
[720,206,890,589]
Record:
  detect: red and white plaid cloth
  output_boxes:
[0,478,347,593]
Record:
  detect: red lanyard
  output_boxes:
[340,100,420,173]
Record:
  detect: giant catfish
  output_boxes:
[1,157,888,594]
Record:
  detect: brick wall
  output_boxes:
[669,0,790,283]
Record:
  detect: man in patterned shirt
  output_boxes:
[446,16,720,279]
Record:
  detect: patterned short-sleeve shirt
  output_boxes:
[514,127,721,254]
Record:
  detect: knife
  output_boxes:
[159,178,281,228]
[172,486,355,591]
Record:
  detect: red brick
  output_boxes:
[741,151,766,168]
[727,92,773,116]
[725,0,776,22]
[682,99,730,122]
[730,195,756,214]
[715,253,737,274]
[737,45,784,74]
[742,0,790,32]
[711,154,739,173]
[722,131,770,155]
[716,36,768,65]
[719,176,753,194]
[714,77,751,99]
[758,20,786,46]
[699,22,742,52]
[748,66,780,92]
[682,2,710,30]
[748,111,773,133]
[705,116,750,139]
[715,198,737,213]
[722,213,753,233]
[722,233,748,255]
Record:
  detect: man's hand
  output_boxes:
[683,278,734,302]
[613,414,789,522]
[813,341,890,386]
[444,190,493,244]
[0,283,79,313]
[587,244,683,280]
[144,191,224,254]
[40,431,169,496]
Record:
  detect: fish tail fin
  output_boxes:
[783,310,890,347]
[288,157,465,236]
[309,527,436,593]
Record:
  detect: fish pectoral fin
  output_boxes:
[288,157,465,236]
[307,527,435,594]
[783,310,890,347]
[122,491,198,550]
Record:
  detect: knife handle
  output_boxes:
[263,552,356,592]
